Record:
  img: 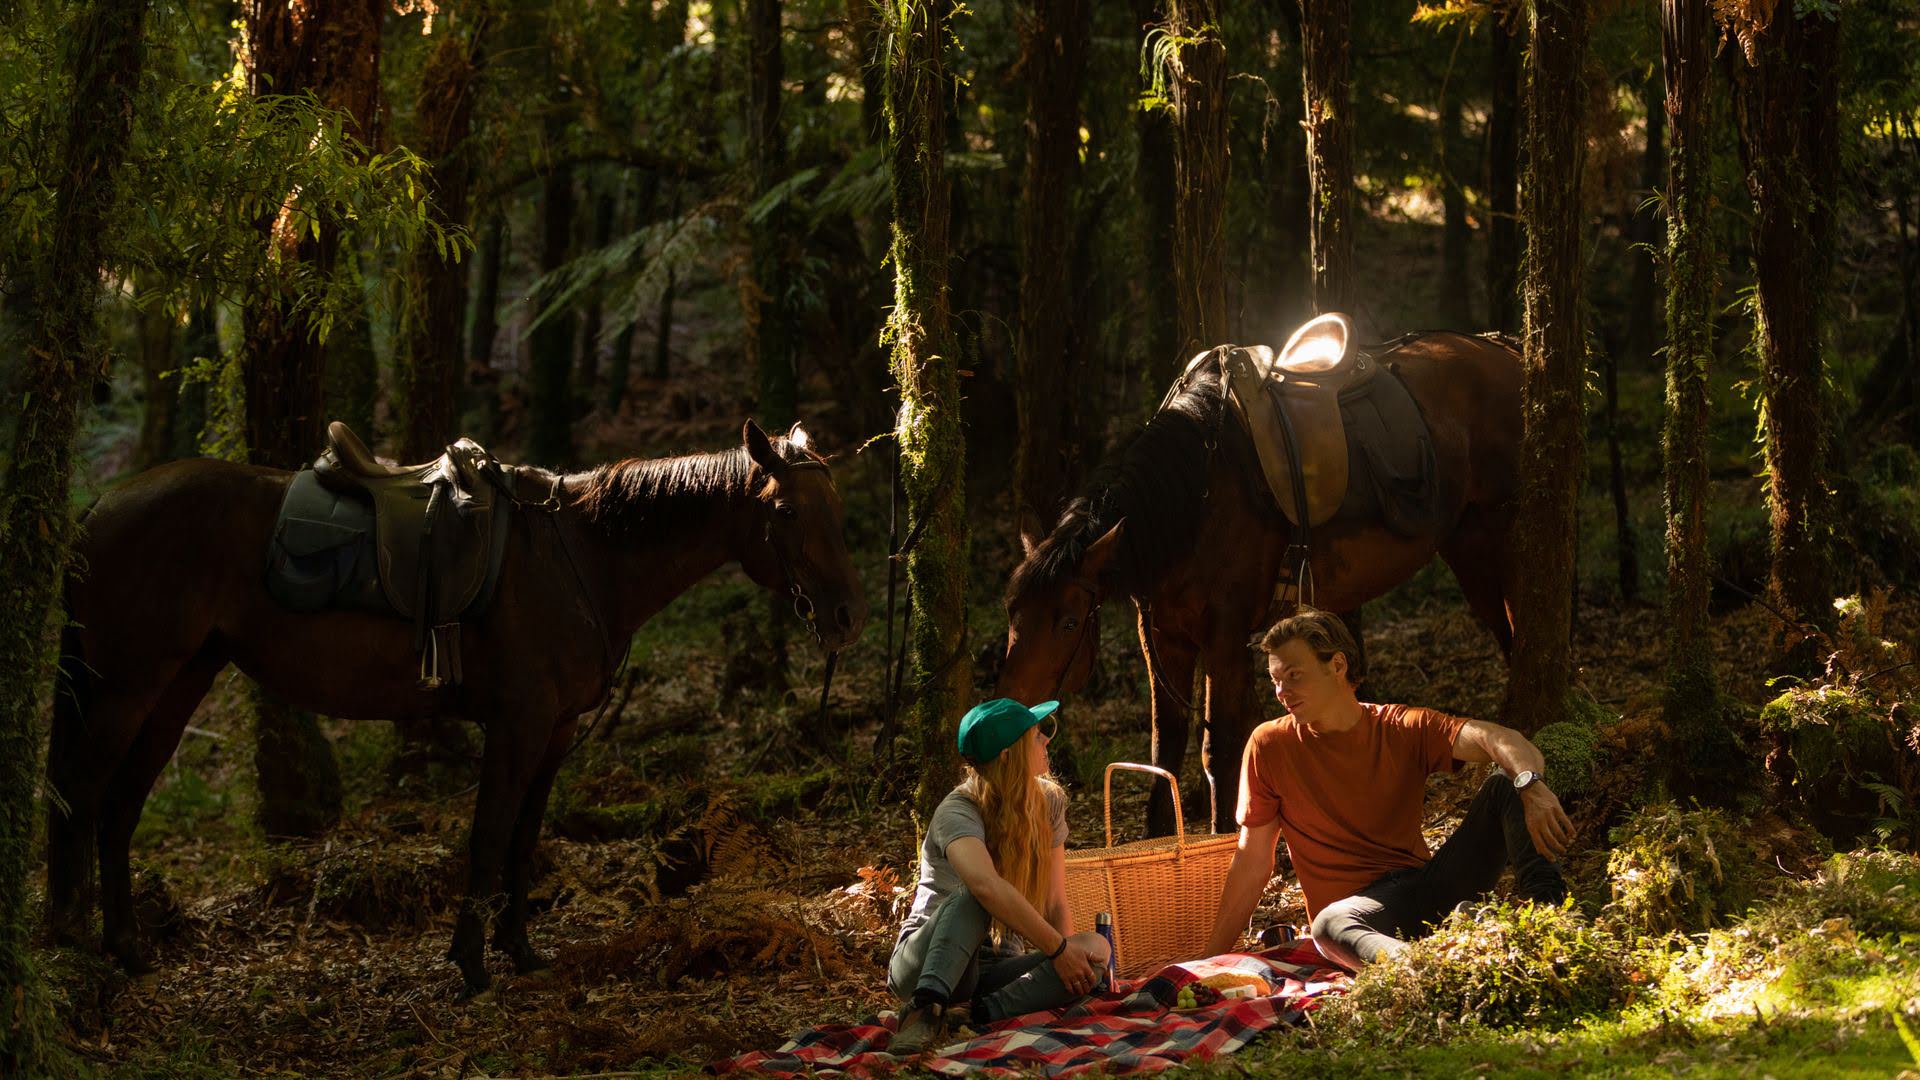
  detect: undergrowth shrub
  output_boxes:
[1606,804,1757,935]
[1758,591,1920,846]
[1657,848,1920,1014]
[1315,900,1631,1043]
[1532,691,1612,798]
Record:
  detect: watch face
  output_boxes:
[1514,770,1540,790]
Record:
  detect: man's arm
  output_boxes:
[1202,818,1282,956]
[1452,719,1576,859]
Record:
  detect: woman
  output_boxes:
[887,697,1111,1055]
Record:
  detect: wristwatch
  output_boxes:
[1512,770,1542,792]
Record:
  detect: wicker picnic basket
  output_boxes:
[1064,763,1239,978]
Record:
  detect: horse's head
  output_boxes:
[996,520,1124,705]
[739,419,868,652]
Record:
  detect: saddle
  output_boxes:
[1200,314,1442,598]
[266,422,517,688]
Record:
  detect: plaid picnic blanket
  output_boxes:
[709,940,1347,1077]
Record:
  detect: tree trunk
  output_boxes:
[0,1,145,1068]
[325,303,378,439]
[135,276,179,471]
[653,267,678,381]
[748,0,797,429]
[463,210,504,441]
[1732,3,1841,642]
[844,0,885,143]
[885,0,966,827]
[1014,0,1090,546]
[1167,0,1228,355]
[576,179,615,409]
[400,3,488,463]
[1133,0,1181,400]
[240,0,383,838]
[1486,15,1522,333]
[1505,0,1588,734]
[528,149,577,466]
[1602,337,1637,600]
[1628,67,1666,369]
[1660,0,1741,806]
[1439,88,1473,330]
[1301,0,1353,318]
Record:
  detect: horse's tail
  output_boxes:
[46,582,96,933]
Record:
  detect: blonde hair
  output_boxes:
[958,726,1059,940]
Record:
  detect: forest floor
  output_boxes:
[35,361,1920,1077]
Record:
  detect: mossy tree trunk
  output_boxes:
[240,0,383,839]
[1504,0,1588,734]
[464,210,504,439]
[1167,0,1228,354]
[1731,3,1841,646]
[1132,0,1180,399]
[1486,14,1522,333]
[1014,0,1090,546]
[1439,87,1473,330]
[1659,0,1743,806]
[885,0,966,827]
[1301,0,1353,318]
[400,1,489,463]
[0,0,146,1069]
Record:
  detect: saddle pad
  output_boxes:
[265,470,387,614]
[1338,364,1442,538]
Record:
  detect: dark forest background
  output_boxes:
[4,0,1920,1074]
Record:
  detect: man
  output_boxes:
[1202,607,1574,969]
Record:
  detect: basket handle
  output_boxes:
[1101,762,1219,848]
[1104,763,1177,848]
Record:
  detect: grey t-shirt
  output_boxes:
[896,782,1069,946]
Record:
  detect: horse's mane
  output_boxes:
[1007,363,1226,605]
[572,436,822,541]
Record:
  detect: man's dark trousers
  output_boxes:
[1309,772,1567,966]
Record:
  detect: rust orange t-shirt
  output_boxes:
[1236,702,1467,918]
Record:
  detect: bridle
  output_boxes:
[761,458,841,725]
[1038,574,1104,699]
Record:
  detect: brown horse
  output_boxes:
[997,333,1521,836]
[48,420,866,995]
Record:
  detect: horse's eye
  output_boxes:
[1060,618,1078,633]
[777,504,798,520]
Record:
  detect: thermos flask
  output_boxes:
[1095,912,1116,992]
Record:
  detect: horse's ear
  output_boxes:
[1083,519,1125,581]
[1020,529,1040,560]
[786,421,811,452]
[743,419,784,475]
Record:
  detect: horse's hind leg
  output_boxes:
[47,640,186,946]
[96,648,224,973]
[1439,508,1517,656]
[492,718,578,975]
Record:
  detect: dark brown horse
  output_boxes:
[48,420,865,995]
[997,333,1521,836]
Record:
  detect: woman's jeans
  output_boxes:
[1309,772,1569,966]
[888,885,1076,1023]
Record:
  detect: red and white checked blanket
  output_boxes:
[710,940,1347,1077]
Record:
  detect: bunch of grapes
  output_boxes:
[1172,982,1222,1010]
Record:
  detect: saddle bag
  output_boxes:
[265,470,386,614]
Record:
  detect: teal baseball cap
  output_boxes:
[957,698,1060,764]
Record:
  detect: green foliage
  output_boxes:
[1657,849,1920,1014]
[167,353,246,462]
[1605,804,1757,936]
[1316,900,1632,1043]
[1534,719,1600,798]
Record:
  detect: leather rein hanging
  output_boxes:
[764,459,840,729]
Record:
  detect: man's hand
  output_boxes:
[1521,783,1575,860]
[1050,932,1107,996]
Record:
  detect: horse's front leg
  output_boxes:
[491,716,578,976]
[1202,633,1260,834]
[1139,608,1198,839]
[449,708,552,997]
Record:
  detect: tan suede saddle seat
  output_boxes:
[291,421,519,686]
[1190,313,1440,540]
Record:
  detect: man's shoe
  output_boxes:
[890,1002,947,1056]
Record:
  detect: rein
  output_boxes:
[764,459,840,729]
